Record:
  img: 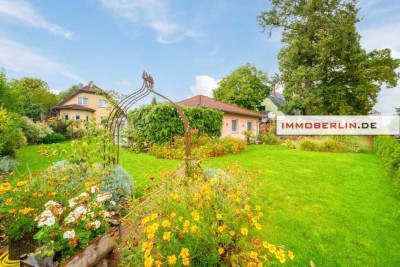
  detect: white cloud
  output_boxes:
[0,0,74,39]
[190,75,219,97]
[374,86,400,115]
[360,22,400,57]
[99,0,199,44]
[0,38,83,82]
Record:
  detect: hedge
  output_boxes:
[128,103,223,144]
[375,136,400,179]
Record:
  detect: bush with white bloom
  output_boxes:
[34,190,112,260]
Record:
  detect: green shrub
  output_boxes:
[21,116,53,144]
[42,133,66,144]
[149,137,247,159]
[375,136,400,178]
[0,156,19,176]
[100,165,135,212]
[128,103,223,145]
[47,118,71,137]
[259,133,280,145]
[0,107,24,156]
[298,139,320,151]
[320,138,345,152]
[333,136,372,153]
[281,139,296,149]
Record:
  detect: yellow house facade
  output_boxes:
[52,81,112,123]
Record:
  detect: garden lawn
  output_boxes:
[16,144,400,266]
[203,145,400,266]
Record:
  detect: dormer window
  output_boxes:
[78,97,88,105]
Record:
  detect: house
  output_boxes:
[51,81,111,123]
[178,95,263,139]
[260,90,286,117]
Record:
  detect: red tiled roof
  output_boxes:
[178,95,263,118]
[52,104,96,112]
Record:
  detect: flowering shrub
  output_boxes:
[149,137,247,159]
[120,165,294,266]
[33,187,113,260]
[21,116,53,144]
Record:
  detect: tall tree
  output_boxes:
[258,0,400,115]
[213,63,270,111]
[9,77,60,119]
[58,84,81,100]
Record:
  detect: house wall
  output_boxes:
[59,92,111,122]
[261,98,285,116]
[58,110,94,121]
[221,113,260,139]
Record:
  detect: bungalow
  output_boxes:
[178,95,263,139]
[51,81,112,123]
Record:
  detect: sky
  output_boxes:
[0,0,399,114]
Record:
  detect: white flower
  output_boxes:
[63,230,76,239]
[88,220,101,230]
[96,192,112,202]
[36,210,56,227]
[73,206,87,217]
[64,213,76,224]
[79,192,88,198]
[90,186,99,194]
[44,200,58,208]
[68,198,77,208]
[110,201,116,206]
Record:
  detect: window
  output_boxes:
[86,115,90,121]
[98,99,107,108]
[63,114,69,120]
[75,114,80,120]
[231,119,238,132]
[247,121,253,131]
[77,97,88,105]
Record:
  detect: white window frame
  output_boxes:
[98,99,107,108]
[231,119,238,133]
[247,121,253,131]
[77,97,88,105]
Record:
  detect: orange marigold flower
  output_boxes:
[180,248,189,258]
[218,247,224,255]
[163,231,171,241]
[182,257,190,266]
[229,230,236,237]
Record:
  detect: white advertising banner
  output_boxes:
[276,116,400,135]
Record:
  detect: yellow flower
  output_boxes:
[180,248,190,258]
[9,209,16,214]
[178,216,183,222]
[163,231,171,241]
[218,247,224,255]
[183,220,190,228]
[217,226,224,233]
[155,260,162,267]
[210,177,218,185]
[144,256,154,267]
[5,197,13,206]
[82,141,88,147]
[18,207,34,215]
[142,216,151,225]
[51,192,57,196]
[288,250,294,260]
[17,180,29,187]
[244,205,251,211]
[258,212,264,217]
[182,257,190,266]
[254,223,261,230]
[216,213,222,220]
[170,212,176,218]
[167,255,177,265]
[249,251,258,259]
[229,230,236,237]
[151,213,158,220]
[255,205,261,211]
[241,228,248,236]
[162,219,171,228]
[190,225,199,234]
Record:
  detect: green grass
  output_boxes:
[15,143,400,266]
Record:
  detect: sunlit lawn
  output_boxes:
[16,143,400,266]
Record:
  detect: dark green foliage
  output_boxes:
[128,103,223,145]
[213,63,270,111]
[48,118,72,137]
[58,84,80,100]
[259,0,400,115]
[42,133,66,144]
[375,136,400,178]
[100,165,135,212]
